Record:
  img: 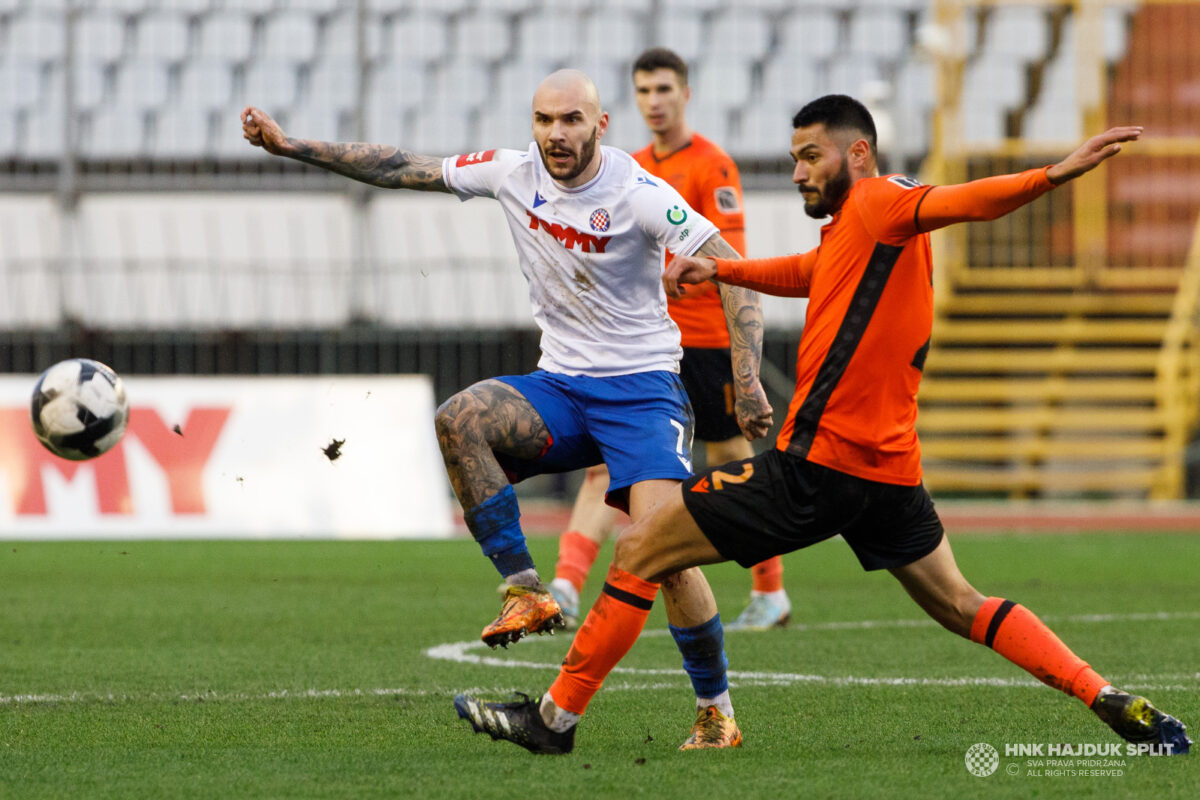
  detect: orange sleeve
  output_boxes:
[915,167,1055,232]
[713,250,816,298]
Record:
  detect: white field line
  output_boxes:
[4,610,1196,706]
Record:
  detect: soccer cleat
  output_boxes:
[726,592,792,631]
[480,585,565,648]
[548,577,580,630]
[1091,689,1191,755]
[679,705,743,750]
[453,692,575,755]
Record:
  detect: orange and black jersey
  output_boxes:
[713,167,1056,485]
[633,133,746,348]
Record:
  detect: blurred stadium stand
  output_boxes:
[6,0,1200,498]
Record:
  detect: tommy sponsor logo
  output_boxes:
[455,149,496,168]
[589,208,610,232]
[525,210,612,253]
[666,205,688,225]
[714,186,741,213]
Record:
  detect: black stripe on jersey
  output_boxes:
[912,336,931,371]
[912,185,936,233]
[602,581,654,611]
[785,242,905,458]
[985,599,1017,648]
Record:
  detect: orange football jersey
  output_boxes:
[714,168,1054,485]
[633,134,745,348]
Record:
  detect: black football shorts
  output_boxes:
[681,448,944,571]
[679,346,742,443]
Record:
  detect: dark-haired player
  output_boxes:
[454,95,1191,756]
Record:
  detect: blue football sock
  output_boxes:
[463,485,534,579]
[669,613,730,700]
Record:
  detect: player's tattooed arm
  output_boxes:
[241,106,448,192]
[696,236,774,440]
[435,380,551,510]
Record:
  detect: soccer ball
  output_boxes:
[30,358,130,460]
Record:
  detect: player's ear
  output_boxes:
[683,84,692,104]
[596,110,609,139]
[848,137,872,171]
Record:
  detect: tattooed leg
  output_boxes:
[435,380,552,582]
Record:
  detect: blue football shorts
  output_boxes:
[493,369,696,512]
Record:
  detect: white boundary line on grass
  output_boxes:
[3,611,1196,706]
[423,609,1200,692]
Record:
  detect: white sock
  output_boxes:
[549,577,579,607]
[505,568,540,588]
[539,694,582,733]
[697,689,734,718]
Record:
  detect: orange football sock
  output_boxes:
[751,556,784,593]
[970,597,1108,706]
[555,530,602,593]
[548,564,659,714]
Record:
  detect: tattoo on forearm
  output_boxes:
[434,380,550,510]
[720,283,764,395]
[696,234,742,261]
[287,139,448,192]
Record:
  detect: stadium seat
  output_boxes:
[656,14,704,63]
[708,8,772,62]
[322,8,384,62]
[84,105,147,158]
[454,10,512,62]
[179,59,235,112]
[1023,18,1080,143]
[76,9,127,65]
[738,103,801,160]
[0,57,42,112]
[0,111,16,157]
[197,11,255,63]
[847,6,910,62]
[130,9,191,63]
[152,105,213,158]
[580,9,646,64]
[759,50,818,116]
[778,8,842,63]
[430,55,491,113]
[980,4,1050,63]
[307,57,362,114]
[72,61,109,114]
[824,54,883,99]
[8,8,65,63]
[112,58,170,112]
[600,94,644,154]
[691,56,753,110]
[389,10,450,64]
[262,10,320,64]
[518,14,580,65]
[892,57,934,161]
[243,59,301,112]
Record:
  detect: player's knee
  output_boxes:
[611,525,656,579]
[434,391,481,447]
[931,588,986,638]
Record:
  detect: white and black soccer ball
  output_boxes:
[30,358,130,461]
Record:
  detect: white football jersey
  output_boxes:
[442,144,719,376]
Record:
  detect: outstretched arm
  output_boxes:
[917,126,1142,232]
[241,106,449,192]
[694,235,773,441]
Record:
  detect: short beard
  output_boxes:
[540,125,600,183]
[802,160,852,219]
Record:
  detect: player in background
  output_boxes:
[547,48,791,632]
[453,95,1191,756]
[242,69,772,749]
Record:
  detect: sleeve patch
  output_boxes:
[888,175,923,190]
[714,186,741,214]
[455,149,496,168]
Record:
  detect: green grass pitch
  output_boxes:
[1,533,1196,799]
